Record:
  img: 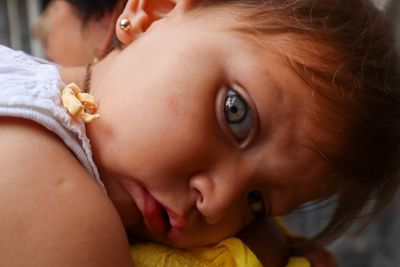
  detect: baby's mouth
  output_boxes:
[142,190,172,234]
[161,207,172,229]
[141,190,191,240]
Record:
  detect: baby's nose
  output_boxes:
[165,188,199,218]
[189,172,248,224]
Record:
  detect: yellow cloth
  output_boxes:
[285,257,311,267]
[130,237,262,267]
[130,237,310,267]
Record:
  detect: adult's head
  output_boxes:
[35,0,127,66]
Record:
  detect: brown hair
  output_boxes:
[196,0,400,245]
[63,0,127,22]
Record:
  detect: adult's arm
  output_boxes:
[0,117,133,266]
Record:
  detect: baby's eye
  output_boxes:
[247,190,266,220]
[224,89,253,143]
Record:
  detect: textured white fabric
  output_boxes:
[0,45,104,191]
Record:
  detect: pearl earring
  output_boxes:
[119,18,131,32]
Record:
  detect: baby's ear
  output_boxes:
[116,0,195,45]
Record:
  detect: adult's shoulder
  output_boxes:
[0,117,132,266]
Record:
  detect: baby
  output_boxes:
[1,0,399,266]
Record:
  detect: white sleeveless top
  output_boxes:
[0,45,104,191]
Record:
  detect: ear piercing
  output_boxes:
[119,18,131,32]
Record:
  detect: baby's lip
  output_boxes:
[141,189,168,235]
[166,209,189,230]
[141,189,192,238]
[164,209,198,244]
[120,179,196,243]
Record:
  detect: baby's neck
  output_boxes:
[59,66,86,89]
[90,49,121,94]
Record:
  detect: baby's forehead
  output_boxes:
[243,39,346,174]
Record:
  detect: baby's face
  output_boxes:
[89,7,336,248]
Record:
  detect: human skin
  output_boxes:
[78,0,338,249]
[0,117,287,266]
[0,118,133,266]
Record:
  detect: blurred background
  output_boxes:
[0,0,399,266]
[0,0,50,56]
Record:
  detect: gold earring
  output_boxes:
[119,18,131,32]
